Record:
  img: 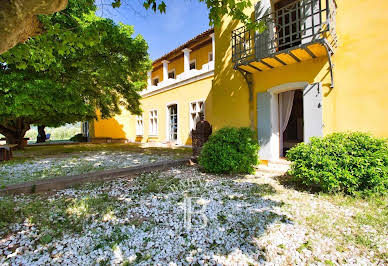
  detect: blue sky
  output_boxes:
[96,0,210,60]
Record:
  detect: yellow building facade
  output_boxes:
[206,0,388,160]
[90,0,388,160]
[91,29,215,146]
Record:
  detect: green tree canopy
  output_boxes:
[139,0,255,26]
[0,0,151,147]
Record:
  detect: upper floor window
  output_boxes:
[168,70,175,79]
[208,52,213,62]
[136,115,143,135]
[189,60,196,70]
[149,110,158,135]
[152,77,159,86]
[190,100,204,131]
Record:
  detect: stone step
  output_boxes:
[256,159,291,175]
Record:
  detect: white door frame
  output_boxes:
[265,82,309,160]
[166,102,179,144]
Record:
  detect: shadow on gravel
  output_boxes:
[274,173,322,194]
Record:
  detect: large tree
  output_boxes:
[1,0,257,54]
[0,0,151,148]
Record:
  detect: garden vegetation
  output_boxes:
[286,132,388,195]
[199,127,260,174]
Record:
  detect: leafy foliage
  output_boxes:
[0,0,151,145]
[286,132,388,195]
[199,127,260,174]
[113,0,260,29]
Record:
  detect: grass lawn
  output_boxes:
[0,143,191,187]
[0,166,386,265]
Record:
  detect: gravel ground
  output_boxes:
[0,151,174,186]
[0,166,386,265]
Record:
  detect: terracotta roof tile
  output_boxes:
[152,28,214,66]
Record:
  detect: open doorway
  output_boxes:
[279,89,304,157]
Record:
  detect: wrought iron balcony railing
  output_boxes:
[232,0,337,68]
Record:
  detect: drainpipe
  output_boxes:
[237,69,254,130]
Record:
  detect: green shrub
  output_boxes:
[199,127,260,174]
[286,132,388,195]
[69,133,88,142]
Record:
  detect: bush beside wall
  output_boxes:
[286,132,388,195]
[199,127,260,174]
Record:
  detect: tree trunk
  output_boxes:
[0,118,30,149]
[37,125,46,143]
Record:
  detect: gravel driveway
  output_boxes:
[0,151,174,186]
[1,166,386,265]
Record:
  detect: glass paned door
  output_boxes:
[168,104,178,141]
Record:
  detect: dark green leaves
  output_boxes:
[286,132,388,195]
[0,0,151,129]
[199,127,260,174]
[139,0,254,27]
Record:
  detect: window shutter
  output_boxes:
[257,91,273,160]
[303,82,323,142]
[255,0,274,59]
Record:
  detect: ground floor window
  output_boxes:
[168,104,178,141]
[81,121,89,137]
[149,110,158,135]
[136,115,143,136]
[190,100,204,130]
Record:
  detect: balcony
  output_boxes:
[232,0,337,73]
[141,61,214,97]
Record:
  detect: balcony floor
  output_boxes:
[237,41,329,73]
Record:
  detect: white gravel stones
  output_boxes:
[0,151,173,186]
[0,166,386,265]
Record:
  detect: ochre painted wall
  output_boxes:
[330,0,388,136]
[168,55,184,76]
[208,0,388,138]
[93,76,213,145]
[190,42,213,70]
[151,66,163,83]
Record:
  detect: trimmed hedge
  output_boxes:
[199,127,260,174]
[286,132,388,195]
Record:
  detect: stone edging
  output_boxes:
[0,158,190,195]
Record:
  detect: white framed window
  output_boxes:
[81,121,89,137]
[189,59,196,70]
[152,77,160,86]
[167,103,178,141]
[208,51,213,62]
[168,69,175,79]
[136,115,143,136]
[190,100,205,131]
[149,110,158,135]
